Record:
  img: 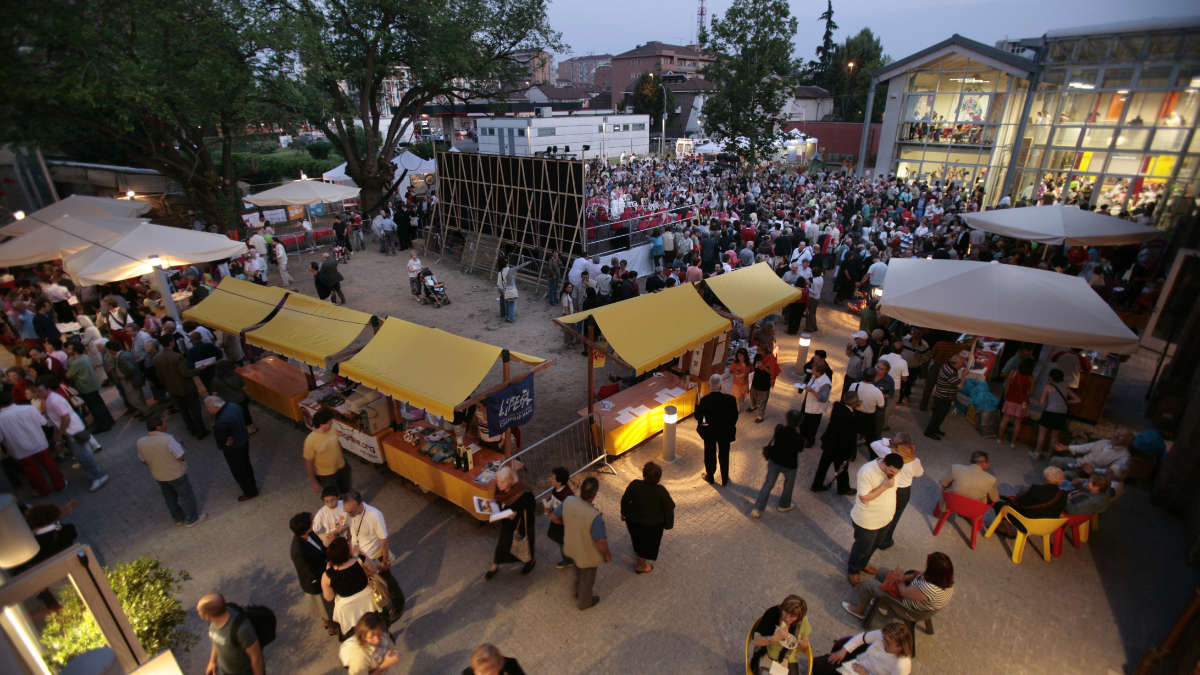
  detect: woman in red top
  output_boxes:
[6,367,34,404]
[997,358,1035,448]
[727,348,751,411]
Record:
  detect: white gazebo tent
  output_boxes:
[321,151,436,195]
[961,204,1160,246]
[0,215,146,266]
[244,178,360,207]
[62,223,248,286]
[879,258,1138,353]
[2,195,152,237]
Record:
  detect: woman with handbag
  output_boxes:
[321,536,380,641]
[619,461,675,574]
[545,467,575,568]
[485,466,536,579]
[751,410,805,519]
[1033,368,1080,460]
[839,551,954,621]
[750,594,811,675]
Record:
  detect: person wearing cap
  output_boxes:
[843,331,873,393]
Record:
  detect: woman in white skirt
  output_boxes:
[321,536,379,641]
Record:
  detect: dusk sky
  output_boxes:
[547,0,1197,66]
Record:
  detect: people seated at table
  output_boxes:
[840,551,955,621]
[811,622,913,675]
[940,450,999,505]
[750,594,811,675]
[990,466,1068,537]
[1050,430,1132,481]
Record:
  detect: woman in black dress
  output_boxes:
[321,536,378,641]
[811,390,861,495]
[620,461,675,574]
[485,466,536,579]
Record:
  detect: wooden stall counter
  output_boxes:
[238,356,309,422]
[580,372,697,457]
[381,423,506,521]
[1069,370,1115,424]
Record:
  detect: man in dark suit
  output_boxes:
[696,373,739,486]
[289,512,336,634]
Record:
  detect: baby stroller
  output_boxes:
[417,268,450,307]
[332,244,352,264]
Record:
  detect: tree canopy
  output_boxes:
[630,73,676,134]
[259,0,562,211]
[0,0,278,231]
[699,0,800,164]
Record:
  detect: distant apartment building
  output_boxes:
[512,49,553,86]
[557,55,613,85]
[609,41,714,103]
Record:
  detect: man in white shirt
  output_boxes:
[301,218,315,251]
[848,453,904,584]
[343,490,404,620]
[247,231,268,257]
[1052,348,1083,389]
[243,250,267,284]
[38,376,109,492]
[849,374,885,446]
[869,433,923,550]
[0,390,66,495]
[862,256,888,291]
[877,347,910,400]
[406,251,423,299]
[1051,430,1133,481]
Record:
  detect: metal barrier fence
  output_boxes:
[500,416,613,499]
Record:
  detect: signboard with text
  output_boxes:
[333,420,384,464]
[484,377,535,433]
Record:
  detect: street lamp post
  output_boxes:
[844,61,856,120]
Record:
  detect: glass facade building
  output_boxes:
[866,21,1200,224]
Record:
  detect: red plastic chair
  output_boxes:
[1051,512,1095,557]
[932,489,991,549]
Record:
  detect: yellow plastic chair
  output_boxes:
[984,505,1067,564]
[745,617,814,674]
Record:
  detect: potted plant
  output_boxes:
[41,557,196,668]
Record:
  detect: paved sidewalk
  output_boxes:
[10,248,1194,674]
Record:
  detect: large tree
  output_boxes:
[0,0,276,231]
[630,73,676,137]
[808,0,839,89]
[699,0,800,164]
[260,0,562,212]
[827,28,891,122]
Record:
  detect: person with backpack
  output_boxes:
[197,592,269,675]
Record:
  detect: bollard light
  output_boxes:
[125,190,135,199]
[12,210,25,221]
[872,287,883,298]
[662,404,678,463]
[796,333,811,377]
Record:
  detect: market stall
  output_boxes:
[0,214,145,266]
[961,204,1161,246]
[557,283,731,456]
[239,293,375,421]
[181,277,289,336]
[880,258,1139,429]
[702,262,803,325]
[0,194,151,237]
[337,317,548,519]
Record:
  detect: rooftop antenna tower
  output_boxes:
[696,0,707,44]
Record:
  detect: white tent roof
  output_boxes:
[693,141,723,155]
[962,204,1160,246]
[244,178,360,207]
[0,214,146,266]
[2,195,151,237]
[879,258,1138,353]
[63,223,248,285]
[321,151,437,193]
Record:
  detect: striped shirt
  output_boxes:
[900,575,953,613]
[932,363,961,400]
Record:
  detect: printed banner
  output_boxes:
[333,420,384,464]
[485,377,535,433]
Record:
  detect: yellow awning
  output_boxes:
[557,283,729,374]
[181,278,289,335]
[339,317,545,419]
[244,293,373,367]
[703,262,803,324]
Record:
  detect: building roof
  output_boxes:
[872,33,1037,82]
[560,54,613,63]
[1043,16,1200,38]
[614,41,708,60]
[793,85,831,99]
[621,78,716,95]
[536,85,600,101]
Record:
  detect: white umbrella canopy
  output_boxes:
[879,258,1138,353]
[62,223,248,285]
[244,178,360,207]
[2,195,152,236]
[0,214,146,266]
[962,204,1160,246]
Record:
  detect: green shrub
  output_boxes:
[41,557,196,668]
[231,150,342,185]
[306,141,333,159]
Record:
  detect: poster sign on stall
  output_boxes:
[287,205,306,221]
[485,377,535,433]
[333,420,384,464]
